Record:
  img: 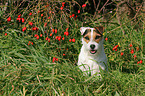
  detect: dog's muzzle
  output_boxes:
[90,44,97,54]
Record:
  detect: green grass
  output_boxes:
[0,1,145,95]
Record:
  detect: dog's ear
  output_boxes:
[80,27,90,35]
[95,26,104,35]
[80,27,87,35]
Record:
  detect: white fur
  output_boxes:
[78,27,107,75]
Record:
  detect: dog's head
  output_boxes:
[80,26,104,55]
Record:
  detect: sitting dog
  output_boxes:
[78,26,107,75]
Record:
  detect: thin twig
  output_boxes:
[93,0,100,18]
[96,0,101,11]
[98,0,109,13]
[133,4,142,21]
[93,0,96,10]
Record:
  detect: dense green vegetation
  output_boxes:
[0,1,145,95]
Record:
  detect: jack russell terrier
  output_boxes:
[78,26,107,75]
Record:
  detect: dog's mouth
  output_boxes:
[90,50,97,54]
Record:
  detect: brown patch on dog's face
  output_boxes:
[83,28,103,43]
[93,30,102,43]
[94,26,104,35]
[83,29,91,43]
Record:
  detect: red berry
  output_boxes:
[55,36,59,40]
[69,39,72,42]
[34,34,38,37]
[52,57,58,62]
[31,42,33,45]
[134,55,137,58]
[22,27,27,32]
[32,27,38,31]
[113,48,115,51]
[140,60,143,64]
[120,52,124,56]
[40,34,43,37]
[48,38,50,42]
[55,58,58,61]
[29,12,32,15]
[66,28,69,31]
[72,14,75,17]
[18,14,21,18]
[52,29,55,32]
[36,35,39,39]
[75,15,78,19]
[105,37,108,41]
[41,14,44,17]
[55,29,57,34]
[114,46,117,49]
[52,57,56,62]
[38,10,40,13]
[44,23,47,27]
[130,49,134,54]
[78,10,80,13]
[62,37,65,40]
[137,61,140,64]
[21,18,25,23]
[58,36,61,41]
[129,44,133,47]
[133,55,137,60]
[29,22,33,26]
[4,33,8,36]
[63,54,66,56]
[82,4,86,7]
[50,33,53,36]
[72,38,76,42]
[64,32,66,35]
[48,17,50,19]
[28,41,33,45]
[62,4,65,7]
[17,17,21,22]
[113,45,119,51]
[46,37,48,41]
[60,7,63,10]
[62,2,65,5]
[65,32,69,36]
[69,15,72,18]
[7,17,11,22]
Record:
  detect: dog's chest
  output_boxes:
[78,55,103,74]
[78,47,107,74]
[80,55,99,65]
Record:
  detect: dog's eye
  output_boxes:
[95,36,100,40]
[84,36,89,40]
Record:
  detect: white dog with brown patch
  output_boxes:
[78,26,107,75]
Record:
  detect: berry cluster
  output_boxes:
[111,43,143,64]
[105,37,143,65]
[5,1,88,63]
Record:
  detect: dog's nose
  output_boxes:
[90,44,95,49]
